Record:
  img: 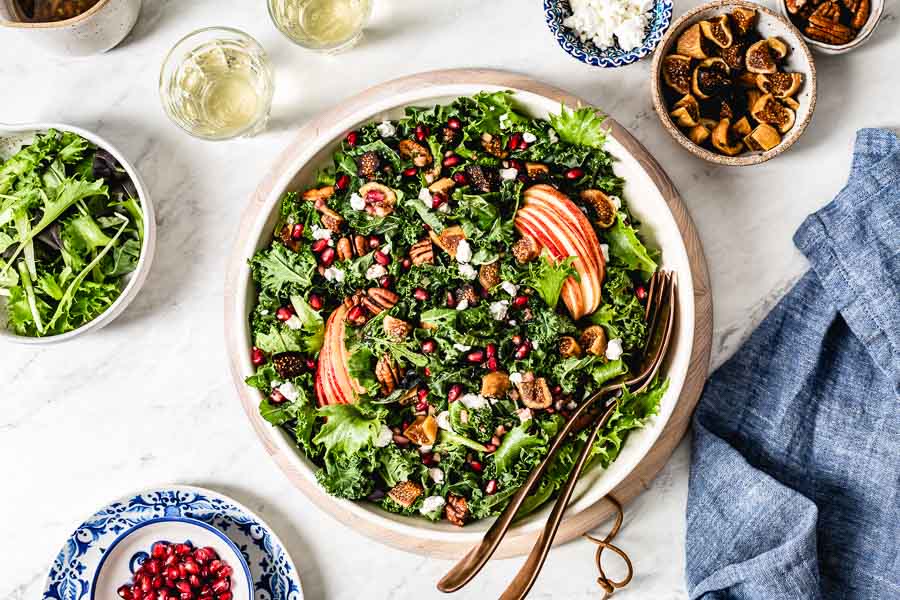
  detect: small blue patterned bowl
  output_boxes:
[544,0,674,68]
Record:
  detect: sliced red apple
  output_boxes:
[514,184,606,319]
[315,305,361,406]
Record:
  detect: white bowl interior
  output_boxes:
[91,518,253,600]
[0,123,156,344]
[233,85,696,544]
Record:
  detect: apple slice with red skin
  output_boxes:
[315,305,362,406]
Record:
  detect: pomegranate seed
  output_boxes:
[415,124,430,141]
[415,399,428,412]
[183,559,199,575]
[484,443,497,452]
[487,357,499,372]
[508,158,524,171]
[310,239,329,253]
[393,434,410,446]
[290,223,304,240]
[379,275,393,289]
[424,366,432,377]
[447,384,463,403]
[178,593,192,600]
[413,287,430,301]
[165,566,179,579]
[445,290,456,307]
[118,585,133,599]
[207,560,222,574]
[447,116,462,130]
[636,285,648,301]
[485,479,498,495]
[175,582,191,594]
[402,166,418,177]
[306,358,317,371]
[275,306,293,321]
[308,293,323,310]
[319,246,336,266]
[401,257,412,270]
[189,574,202,589]
[431,191,447,209]
[451,172,468,185]
[552,385,562,396]
[565,167,585,180]
[512,295,529,308]
[347,304,366,324]
[346,131,359,147]
[334,173,351,192]
[469,460,483,472]
[421,339,437,354]
[177,564,187,579]
[250,346,266,366]
[145,593,157,600]
[218,594,232,600]
[212,579,230,595]
[466,349,485,364]
[269,389,286,404]
[373,250,390,265]
[507,133,523,150]
[442,154,462,168]
[152,543,168,559]
[145,559,160,575]
[368,235,381,249]
[417,387,429,401]
[201,547,218,561]
[486,343,497,360]
[421,452,435,465]
[514,341,531,360]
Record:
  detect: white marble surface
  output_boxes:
[1,0,898,598]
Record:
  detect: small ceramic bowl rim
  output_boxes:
[0,122,156,344]
[650,0,818,166]
[776,0,884,54]
[89,516,254,599]
[3,0,114,28]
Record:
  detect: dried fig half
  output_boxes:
[751,93,796,133]
[737,71,760,88]
[700,15,734,48]
[782,96,801,111]
[662,54,693,95]
[757,72,803,98]
[688,123,712,145]
[766,37,789,60]
[691,57,731,100]
[743,123,782,151]
[719,40,748,70]
[732,116,753,137]
[669,94,701,127]
[711,118,745,156]
[730,7,758,36]
[745,39,777,74]
[676,23,709,59]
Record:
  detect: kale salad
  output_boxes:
[0,130,144,337]
[245,92,668,526]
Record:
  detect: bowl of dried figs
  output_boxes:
[651,0,817,166]
[780,0,883,54]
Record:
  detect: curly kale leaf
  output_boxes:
[250,244,316,298]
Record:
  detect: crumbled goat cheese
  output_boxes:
[420,495,446,515]
[522,132,537,143]
[499,113,511,129]
[375,424,393,448]
[455,239,472,263]
[549,129,559,143]
[438,202,450,213]
[365,264,387,280]
[284,315,303,330]
[270,380,282,388]
[499,168,518,181]
[600,243,610,263]
[456,299,469,311]
[566,400,578,411]
[376,120,396,138]
[429,468,445,484]
[459,263,478,280]
[349,192,366,211]
[436,411,453,431]
[517,407,533,423]
[312,225,332,240]
[323,267,345,282]
[563,0,653,51]
[419,445,433,453]
[489,300,509,321]
[609,195,622,209]
[418,187,434,208]
[277,382,299,401]
[453,343,472,352]
[501,281,519,296]
[606,338,624,361]
[509,372,523,385]
[460,394,488,409]
[531,340,540,350]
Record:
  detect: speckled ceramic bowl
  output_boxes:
[651,0,817,166]
[0,0,142,56]
[778,0,884,55]
[544,0,674,68]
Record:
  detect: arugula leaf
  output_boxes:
[521,255,579,310]
[494,421,545,474]
[606,214,657,275]
[548,105,608,149]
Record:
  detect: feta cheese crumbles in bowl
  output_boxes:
[544,0,674,67]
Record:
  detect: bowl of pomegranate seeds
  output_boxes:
[92,518,253,600]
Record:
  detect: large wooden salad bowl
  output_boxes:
[224,69,712,558]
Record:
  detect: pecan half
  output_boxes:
[512,235,541,263]
[375,353,401,395]
[383,315,413,339]
[363,287,399,315]
[445,494,469,527]
[851,0,869,29]
[480,133,509,158]
[336,237,353,261]
[388,481,423,508]
[409,238,434,266]
[399,139,433,167]
[805,21,855,43]
[559,336,583,359]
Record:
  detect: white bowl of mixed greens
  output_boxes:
[0,123,155,343]
[230,87,695,546]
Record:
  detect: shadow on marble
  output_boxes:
[194,482,327,600]
[117,0,177,51]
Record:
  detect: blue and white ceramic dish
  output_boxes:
[43,486,303,600]
[543,0,674,68]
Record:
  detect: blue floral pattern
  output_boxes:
[544,0,673,68]
[43,486,303,600]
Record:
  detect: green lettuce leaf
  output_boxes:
[549,106,608,149]
[494,421,545,475]
[314,403,384,460]
[606,214,657,275]
[521,255,579,310]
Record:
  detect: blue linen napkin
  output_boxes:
[685,128,900,600]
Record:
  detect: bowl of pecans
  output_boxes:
[780,0,884,53]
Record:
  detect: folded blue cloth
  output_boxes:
[686,128,900,600]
